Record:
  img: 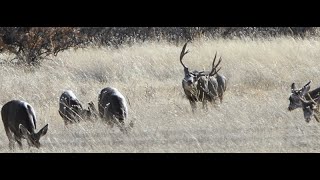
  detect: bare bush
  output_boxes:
[0,27,86,65]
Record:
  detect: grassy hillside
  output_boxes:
[1,37,320,152]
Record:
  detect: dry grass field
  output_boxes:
[1,37,320,153]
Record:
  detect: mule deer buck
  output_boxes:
[1,100,49,150]
[288,80,320,111]
[58,90,98,125]
[98,87,132,132]
[179,42,226,113]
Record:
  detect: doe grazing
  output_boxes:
[98,87,128,131]
[1,100,48,150]
[58,90,98,125]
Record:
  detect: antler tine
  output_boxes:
[210,67,222,77]
[180,42,189,69]
[214,56,222,69]
[212,51,217,67]
[307,93,317,104]
[305,80,312,87]
[208,53,217,76]
[209,55,222,76]
[299,96,307,103]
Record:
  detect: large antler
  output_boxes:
[209,52,222,76]
[180,42,189,70]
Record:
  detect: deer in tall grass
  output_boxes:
[179,42,227,113]
[288,81,320,111]
[288,80,320,123]
[98,87,132,132]
[1,100,48,150]
[58,90,98,125]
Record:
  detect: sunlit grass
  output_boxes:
[1,37,320,152]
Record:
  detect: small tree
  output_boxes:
[0,27,86,65]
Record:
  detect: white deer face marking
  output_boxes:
[183,73,198,90]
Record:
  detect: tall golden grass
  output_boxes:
[1,37,320,152]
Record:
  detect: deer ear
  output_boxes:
[305,86,311,93]
[38,124,48,137]
[291,83,296,92]
[19,124,30,138]
[304,80,312,87]
[301,85,311,96]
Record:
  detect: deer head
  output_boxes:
[288,80,311,111]
[19,124,48,148]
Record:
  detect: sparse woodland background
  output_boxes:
[0,27,318,65]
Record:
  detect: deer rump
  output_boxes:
[1,100,48,149]
[98,87,127,123]
[1,100,36,138]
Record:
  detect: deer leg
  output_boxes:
[200,90,208,111]
[105,114,114,128]
[4,128,15,150]
[118,119,125,126]
[14,136,23,150]
[129,120,134,128]
[109,121,114,128]
[189,100,197,113]
[103,109,114,128]
[219,97,223,103]
[116,119,127,133]
[202,100,208,111]
[60,110,74,126]
[219,86,224,103]
[314,114,320,122]
[9,140,15,151]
